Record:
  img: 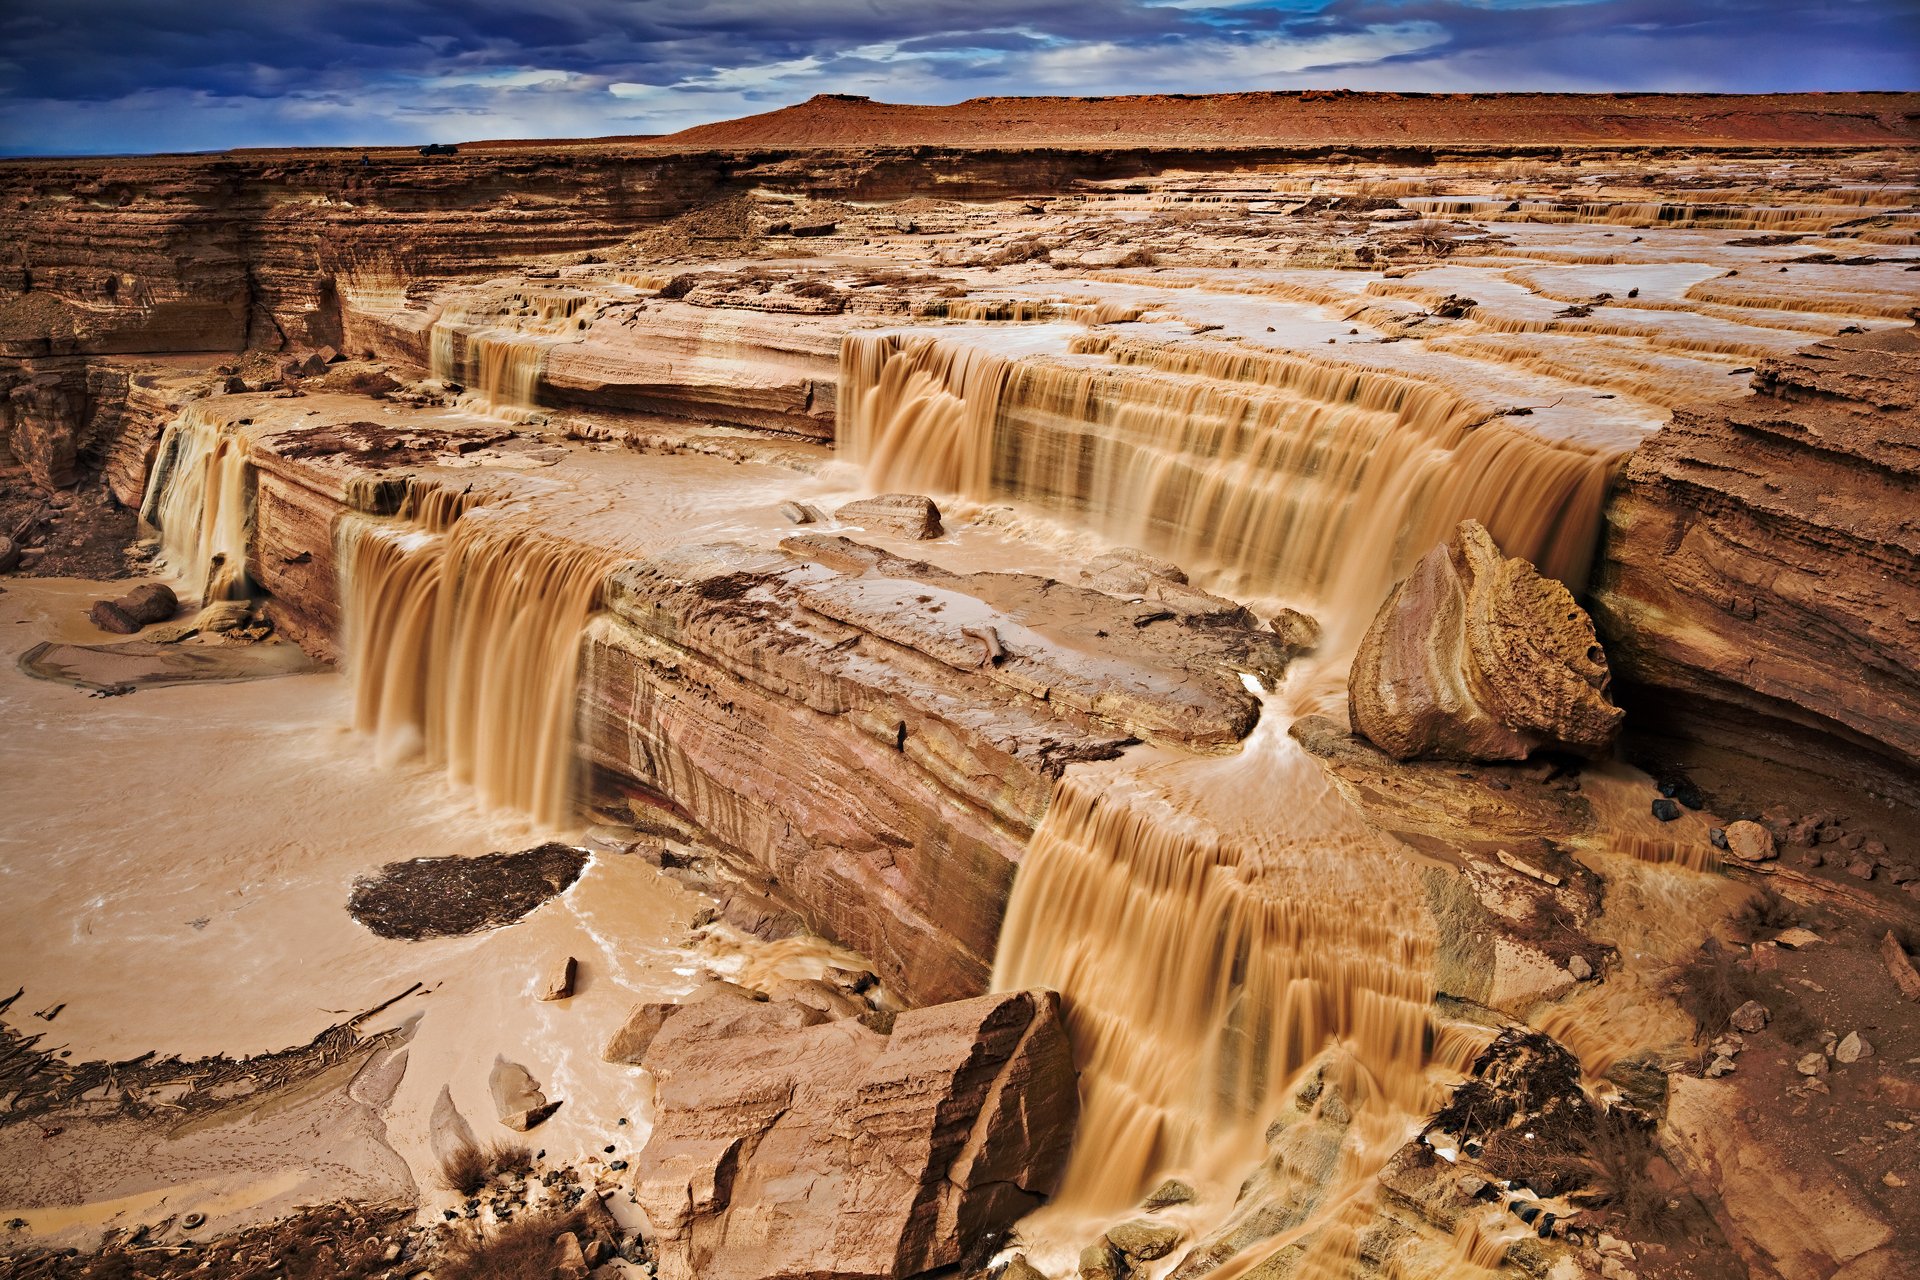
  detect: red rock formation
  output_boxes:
[631,986,1076,1280]
[1592,327,1920,815]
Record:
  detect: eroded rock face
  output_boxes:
[1349,519,1623,762]
[631,986,1076,1280]
[1592,328,1920,813]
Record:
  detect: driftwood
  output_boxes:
[961,625,1007,667]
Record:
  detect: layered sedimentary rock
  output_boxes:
[631,986,1076,1280]
[1350,519,1623,761]
[1592,327,1920,812]
[583,534,1297,1004]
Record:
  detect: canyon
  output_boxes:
[3,90,1919,1280]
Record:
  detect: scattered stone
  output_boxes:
[1795,1052,1829,1077]
[1846,857,1875,880]
[1652,797,1682,822]
[1774,927,1822,949]
[1730,1001,1770,1033]
[1107,1218,1183,1261]
[778,501,818,525]
[491,1058,562,1131]
[1348,520,1623,761]
[1724,819,1777,862]
[1142,1178,1194,1212]
[0,539,21,573]
[833,493,943,539]
[1566,954,1593,981]
[1705,1055,1737,1078]
[1835,1032,1872,1064]
[1267,607,1321,653]
[537,955,577,1001]
[1886,933,1920,1001]
[1710,826,1729,850]
[1885,1172,1908,1188]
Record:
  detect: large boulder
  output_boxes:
[631,986,1077,1280]
[1349,519,1622,761]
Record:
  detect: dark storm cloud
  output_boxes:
[0,0,1913,155]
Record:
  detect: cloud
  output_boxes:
[0,0,1913,155]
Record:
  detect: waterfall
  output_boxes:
[338,479,619,826]
[138,402,256,604]
[427,290,594,415]
[839,332,1618,622]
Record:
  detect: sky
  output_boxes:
[1,0,1915,156]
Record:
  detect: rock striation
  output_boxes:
[1349,519,1623,762]
[630,986,1076,1280]
[1592,327,1920,812]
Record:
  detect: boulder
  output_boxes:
[631,987,1076,1280]
[603,1001,677,1065]
[1349,520,1623,762]
[490,1057,561,1131]
[834,493,943,540]
[1108,1218,1183,1261]
[89,582,178,634]
[1725,820,1777,862]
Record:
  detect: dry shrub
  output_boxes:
[1665,940,1754,1039]
[436,1206,593,1280]
[1531,1107,1670,1241]
[439,1137,531,1197]
[1732,887,1798,938]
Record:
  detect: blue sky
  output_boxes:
[1,0,1915,156]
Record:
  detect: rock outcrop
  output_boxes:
[631,986,1076,1280]
[1592,327,1920,815]
[1349,519,1623,762]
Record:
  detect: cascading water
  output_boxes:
[840,332,1618,621]
[138,402,256,604]
[427,289,595,415]
[338,479,621,826]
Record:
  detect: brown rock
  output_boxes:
[1349,519,1623,761]
[490,1058,561,1131]
[1108,1218,1183,1261]
[1724,819,1776,862]
[1882,932,1920,1002]
[89,582,179,634]
[834,493,943,539]
[537,955,577,1001]
[1664,1074,1896,1280]
[1730,1000,1770,1033]
[631,987,1076,1280]
[603,1001,677,1064]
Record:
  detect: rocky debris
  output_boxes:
[346,843,587,940]
[491,1057,562,1131]
[1795,1051,1829,1077]
[778,500,818,524]
[631,986,1076,1280]
[1834,1030,1872,1063]
[1267,607,1321,653]
[1592,327,1920,815]
[537,955,577,1001]
[1725,819,1777,862]
[1882,932,1920,1001]
[1774,927,1822,949]
[87,581,179,633]
[1000,1256,1048,1280]
[1079,1241,1123,1280]
[1349,519,1623,762]
[0,1201,421,1279]
[1663,1074,1911,1280]
[1566,954,1594,981]
[1651,797,1681,821]
[833,493,943,539]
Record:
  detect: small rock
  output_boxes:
[1835,1032,1872,1064]
[1566,955,1593,981]
[1724,820,1776,862]
[1730,1000,1770,1033]
[1795,1052,1829,1077]
[777,501,817,525]
[1107,1218,1183,1261]
[537,956,577,1001]
[0,538,21,573]
[1846,858,1875,880]
[1774,927,1822,949]
[1142,1178,1194,1212]
[1705,1055,1737,1078]
[1885,1172,1908,1188]
[1710,826,1729,850]
[1651,798,1681,822]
